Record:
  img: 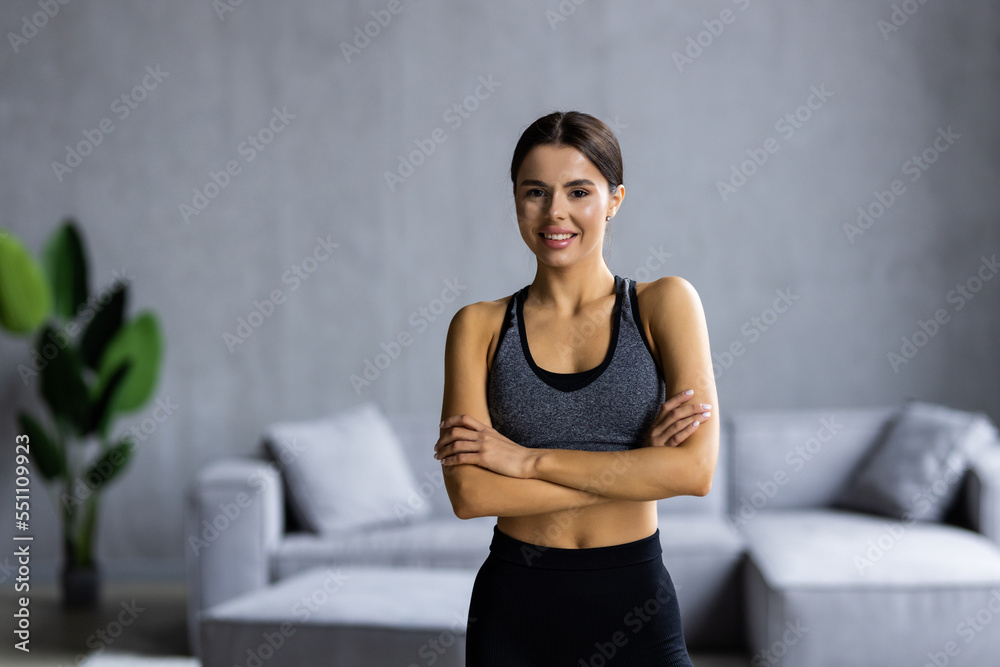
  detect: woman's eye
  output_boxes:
[527,189,545,197]
[571,189,588,198]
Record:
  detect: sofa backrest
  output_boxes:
[728,405,897,515]
[388,412,728,519]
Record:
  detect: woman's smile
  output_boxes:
[540,232,578,248]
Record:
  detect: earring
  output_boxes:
[606,216,611,221]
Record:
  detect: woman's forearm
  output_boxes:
[529,446,712,501]
[442,462,617,519]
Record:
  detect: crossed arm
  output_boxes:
[439,277,718,518]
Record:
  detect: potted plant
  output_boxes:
[0,218,163,608]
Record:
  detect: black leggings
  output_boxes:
[465,524,694,667]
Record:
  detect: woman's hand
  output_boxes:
[641,390,713,448]
[434,414,537,479]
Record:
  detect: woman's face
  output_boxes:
[514,144,623,267]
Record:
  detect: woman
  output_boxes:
[434,110,719,666]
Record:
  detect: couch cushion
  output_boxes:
[272,516,497,580]
[740,508,1000,586]
[833,401,991,521]
[263,401,430,536]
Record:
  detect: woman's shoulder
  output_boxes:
[633,275,697,298]
[450,292,517,336]
[633,276,704,333]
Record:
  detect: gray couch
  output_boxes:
[184,403,1000,665]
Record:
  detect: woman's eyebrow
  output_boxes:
[519,178,596,188]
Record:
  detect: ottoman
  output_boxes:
[198,565,477,667]
[741,509,1000,667]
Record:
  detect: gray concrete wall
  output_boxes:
[1,0,997,579]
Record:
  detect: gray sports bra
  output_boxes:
[487,274,667,451]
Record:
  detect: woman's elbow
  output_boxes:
[688,457,717,497]
[453,492,480,520]
[443,466,480,519]
[690,473,713,497]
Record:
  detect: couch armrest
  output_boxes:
[966,447,1000,545]
[184,457,284,658]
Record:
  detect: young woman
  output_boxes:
[434,110,719,666]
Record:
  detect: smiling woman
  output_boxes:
[436,110,716,666]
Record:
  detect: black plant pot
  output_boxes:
[61,562,101,609]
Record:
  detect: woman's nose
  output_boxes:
[547,193,567,219]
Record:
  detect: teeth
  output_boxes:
[543,233,575,240]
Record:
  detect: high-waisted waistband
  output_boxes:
[488,524,663,570]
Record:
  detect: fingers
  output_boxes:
[646,390,713,447]
[434,440,467,461]
[434,426,480,459]
[667,415,705,446]
[658,389,695,416]
[651,395,711,434]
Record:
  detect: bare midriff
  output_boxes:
[496,499,659,549]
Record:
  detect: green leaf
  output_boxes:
[16,411,63,479]
[0,230,52,334]
[97,311,163,414]
[37,324,90,431]
[42,219,89,321]
[84,359,131,437]
[83,436,134,492]
[80,280,126,370]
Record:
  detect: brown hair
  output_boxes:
[510,111,623,258]
[510,111,623,193]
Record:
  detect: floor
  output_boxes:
[0,581,751,666]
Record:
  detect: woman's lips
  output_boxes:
[540,233,577,248]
